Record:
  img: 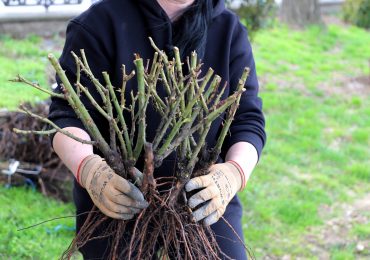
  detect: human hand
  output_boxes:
[78,155,149,220]
[185,162,245,226]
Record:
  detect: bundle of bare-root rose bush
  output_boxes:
[13,38,251,260]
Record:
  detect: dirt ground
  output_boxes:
[305,193,370,259]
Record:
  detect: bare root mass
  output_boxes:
[63,184,225,260]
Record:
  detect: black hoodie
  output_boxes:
[48,0,266,177]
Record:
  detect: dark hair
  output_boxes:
[172,0,214,59]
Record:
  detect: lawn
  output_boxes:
[0,21,369,259]
[0,35,49,109]
[245,23,370,259]
[0,187,75,259]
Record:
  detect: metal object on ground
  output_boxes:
[0,102,72,201]
[1,159,42,187]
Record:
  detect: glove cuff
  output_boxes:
[77,154,102,187]
[226,160,246,192]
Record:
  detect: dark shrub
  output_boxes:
[343,0,370,29]
[226,0,276,40]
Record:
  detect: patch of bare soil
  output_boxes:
[319,74,370,97]
[304,193,370,259]
[322,15,350,28]
[259,73,312,96]
[261,72,370,99]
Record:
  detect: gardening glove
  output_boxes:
[78,155,149,220]
[185,162,244,226]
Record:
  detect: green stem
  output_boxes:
[149,52,159,77]
[71,51,107,104]
[16,108,95,145]
[211,68,250,162]
[190,51,197,70]
[160,66,172,96]
[207,89,245,122]
[204,75,221,102]
[72,53,81,96]
[10,75,65,99]
[149,37,169,66]
[120,65,135,109]
[156,107,200,164]
[103,72,133,159]
[130,91,137,145]
[104,83,117,152]
[173,47,185,110]
[79,81,129,159]
[48,53,125,177]
[133,58,146,160]
[13,128,56,135]
[156,69,213,156]
[187,120,213,172]
[76,83,109,120]
[212,82,228,111]
[153,92,182,150]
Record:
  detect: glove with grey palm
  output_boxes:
[185,162,244,226]
[78,154,149,220]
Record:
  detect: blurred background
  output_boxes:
[0,0,369,259]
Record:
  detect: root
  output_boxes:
[62,178,252,260]
[61,153,252,260]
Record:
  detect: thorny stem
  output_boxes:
[211,68,250,163]
[13,128,56,135]
[149,37,169,66]
[187,120,213,173]
[73,53,81,96]
[71,51,107,105]
[145,72,166,116]
[104,83,117,152]
[48,53,126,177]
[204,75,222,103]
[156,107,200,166]
[16,107,95,145]
[76,82,109,120]
[152,96,182,151]
[10,75,65,99]
[156,68,213,157]
[103,72,133,159]
[190,51,197,70]
[129,91,138,145]
[76,81,129,159]
[152,82,191,151]
[207,89,246,122]
[149,52,159,77]
[159,66,172,96]
[120,65,136,109]
[133,58,147,160]
[173,46,185,111]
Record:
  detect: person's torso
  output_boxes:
[73,0,242,176]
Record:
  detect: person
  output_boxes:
[48,0,266,259]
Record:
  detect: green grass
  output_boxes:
[0,187,75,259]
[241,23,370,258]
[0,22,369,259]
[0,35,49,109]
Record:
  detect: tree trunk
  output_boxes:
[280,0,322,27]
